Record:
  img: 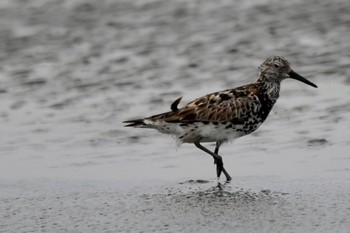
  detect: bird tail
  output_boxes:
[123,119,146,127]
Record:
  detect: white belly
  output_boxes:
[144,120,250,145]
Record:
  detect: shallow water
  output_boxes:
[1,0,350,232]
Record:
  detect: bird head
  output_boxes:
[258,56,317,88]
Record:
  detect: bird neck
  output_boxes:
[257,76,281,103]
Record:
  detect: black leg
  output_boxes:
[214,141,220,154]
[194,141,232,181]
[214,142,232,181]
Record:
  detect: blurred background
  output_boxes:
[0,0,350,232]
[0,0,349,180]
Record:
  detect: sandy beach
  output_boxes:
[1,0,350,232]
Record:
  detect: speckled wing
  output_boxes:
[151,84,262,124]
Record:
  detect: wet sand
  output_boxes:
[1,0,350,232]
[1,178,349,232]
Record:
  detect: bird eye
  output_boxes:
[274,64,280,68]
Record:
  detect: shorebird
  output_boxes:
[124,56,317,181]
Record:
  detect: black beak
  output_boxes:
[289,70,317,88]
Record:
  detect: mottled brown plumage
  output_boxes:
[150,84,262,124]
[124,56,317,181]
